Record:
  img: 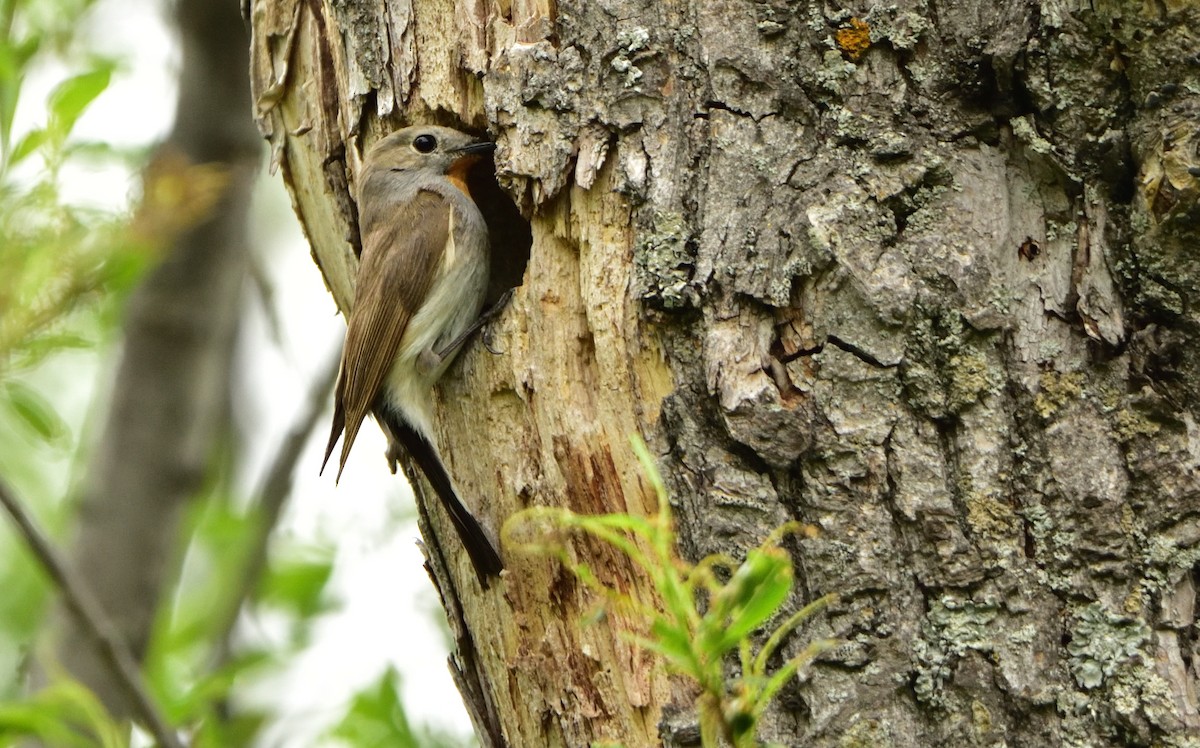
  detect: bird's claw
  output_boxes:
[482,325,503,355]
[385,441,402,474]
[481,288,515,355]
[432,288,517,360]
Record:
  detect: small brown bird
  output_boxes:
[322,125,504,585]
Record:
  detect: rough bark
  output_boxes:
[48,0,260,718]
[250,0,1200,745]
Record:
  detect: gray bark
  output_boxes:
[48,0,259,718]
[251,0,1200,745]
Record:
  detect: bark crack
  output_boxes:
[697,99,778,123]
[826,335,897,369]
[774,336,897,370]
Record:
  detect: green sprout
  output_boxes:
[505,437,838,748]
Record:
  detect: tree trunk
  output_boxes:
[48,0,260,718]
[249,0,1200,745]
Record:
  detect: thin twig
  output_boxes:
[0,476,185,748]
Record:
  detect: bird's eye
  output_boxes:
[412,134,438,153]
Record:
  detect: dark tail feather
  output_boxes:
[322,380,365,483]
[320,402,345,479]
[391,420,503,587]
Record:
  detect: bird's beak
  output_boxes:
[453,140,497,156]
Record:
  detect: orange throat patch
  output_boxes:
[447,155,480,198]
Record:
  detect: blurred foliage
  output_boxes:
[0,22,147,378]
[140,491,336,747]
[0,677,128,747]
[330,667,466,748]
[0,2,469,747]
[0,0,146,717]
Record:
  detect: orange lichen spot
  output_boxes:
[836,17,871,62]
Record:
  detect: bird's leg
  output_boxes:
[375,417,404,474]
[438,288,515,359]
[415,289,515,376]
[385,439,403,474]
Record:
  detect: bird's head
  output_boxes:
[365,125,495,177]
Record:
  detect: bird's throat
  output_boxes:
[447,155,480,199]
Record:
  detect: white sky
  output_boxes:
[13,0,475,743]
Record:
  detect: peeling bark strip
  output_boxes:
[250,0,1200,745]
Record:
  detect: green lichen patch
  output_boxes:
[1066,603,1149,690]
[912,597,1001,707]
[946,350,999,413]
[901,308,999,419]
[838,718,892,748]
[633,211,697,310]
[1142,535,1200,593]
[965,492,1018,539]
[1033,370,1085,420]
[970,698,993,737]
[1112,406,1161,442]
[1110,664,1179,735]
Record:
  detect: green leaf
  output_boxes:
[11,331,93,361]
[331,667,419,748]
[0,539,53,643]
[0,702,97,748]
[47,65,112,137]
[726,700,755,744]
[0,37,39,154]
[329,667,472,746]
[8,127,47,166]
[97,247,153,298]
[754,592,837,676]
[1,380,69,445]
[0,678,130,748]
[158,650,271,724]
[643,618,699,677]
[704,548,792,655]
[258,556,333,617]
[193,709,266,748]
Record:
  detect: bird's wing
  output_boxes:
[322,188,451,479]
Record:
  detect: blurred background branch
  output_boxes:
[0,476,182,748]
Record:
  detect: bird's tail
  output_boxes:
[384,415,504,586]
[320,400,366,484]
[320,369,367,484]
[320,403,344,478]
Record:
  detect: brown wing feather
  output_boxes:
[322,189,451,480]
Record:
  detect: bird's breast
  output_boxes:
[382,197,489,437]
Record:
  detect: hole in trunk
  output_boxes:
[468,153,532,305]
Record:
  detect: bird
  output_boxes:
[322,125,505,586]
